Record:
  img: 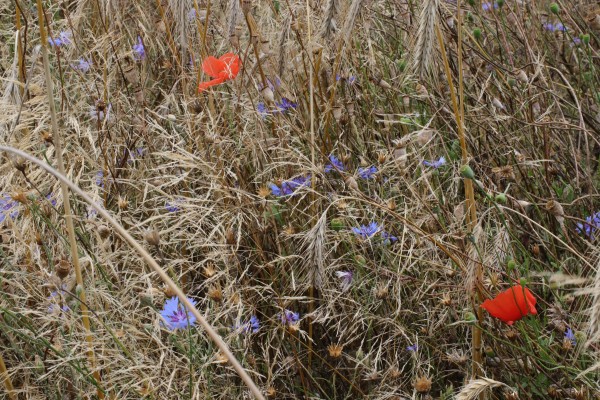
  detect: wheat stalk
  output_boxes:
[411,0,439,78]
[456,377,510,400]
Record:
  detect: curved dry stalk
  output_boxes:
[0,146,266,400]
[35,1,103,397]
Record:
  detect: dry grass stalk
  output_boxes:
[456,377,510,400]
[411,0,440,78]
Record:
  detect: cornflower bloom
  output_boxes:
[324,155,346,173]
[0,194,19,224]
[74,58,92,72]
[482,2,499,11]
[48,31,71,47]
[352,222,381,239]
[576,211,600,239]
[160,296,197,330]
[280,309,300,325]
[133,36,145,61]
[165,198,184,213]
[564,328,576,346]
[406,344,418,352]
[335,271,353,291]
[269,175,311,197]
[358,165,377,179]
[422,157,446,168]
[543,22,566,32]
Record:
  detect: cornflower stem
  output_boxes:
[35,2,104,398]
[0,146,266,400]
[434,2,482,380]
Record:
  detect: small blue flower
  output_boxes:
[276,97,297,113]
[48,31,72,47]
[257,102,268,116]
[165,198,184,213]
[406,344,418,352]
[576,211,600,240]
[352,222,381,239]
[543,22,566,32]
[482,2,499,11]
[45,193,58,208]
[95,170,105,187]
[280,309,300,325]
[325,155,346,173]
[336,75,357,85]
[335,271,353,291]
[247,315,260,333]
[160,296,197,330]
[358,165,378,179]
[0,194,19,224]
[381,231,398,244]
[75,58,92,72]
[188,8,197,21]
[564,328,576,346]
[133,36,145,61]
[422,156,446,169]
[270,175,311,197]
[48,284,70,314]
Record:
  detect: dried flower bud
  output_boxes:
[413,375,432,393]
[515,70,528,83]
[98,225,111,239]
[118,196,129,210]
[123,64,139,84]
[10,156,26,172]
[327,343,343,358]
[56,259,71,280]
[225,228,236,245]
[163,285,177,298]
[41,131,53,144]
[545,199,565,225]
[144,228,160,246]
[492,97,506,111]
[344,176,359,191]
[261,86,275,103]
[208,286,223,302]
[332,106,343,122]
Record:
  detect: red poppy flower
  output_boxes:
[480,285,537,325]
[198,53,240,92]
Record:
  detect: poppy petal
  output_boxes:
[198,77,226,92]
[480,285,537,324]
[218,53,240,80]
[202,56,226,78]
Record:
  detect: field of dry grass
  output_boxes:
[1,0,600,398]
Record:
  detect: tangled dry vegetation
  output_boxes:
[1,0,600,398]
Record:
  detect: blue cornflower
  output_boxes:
[358,165,378,179]
[48,31,72,47]
[482,2,499,11]
[133,36,145,61]
[45,193,58,208]
[406,344,418,352]
[335,271,353,291]
[95,170,105,187]
[75,58,92,72]
[160,296,197,330]
[336,75,357,85]
[247,315,260,333]
[276,97,297,112]
[0,194,19,224]
[352,222,381,239]
[269,175,311,197]
[280,309,300,325]
[48,284,70,314]
[165,198,184,213]
[576,211,600,240]
[564,328,576,346]
[325,154,346,173]
[543,22,566,32]
[422,156,446,169]
[381,231,398,244]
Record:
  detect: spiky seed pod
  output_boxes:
[144,228,160,246]
[389,367,402,379]
[56,259,71,280]
[123,64,139,84]
[203,263,217,278]
[413,375,432,393]
[163,285,177,298]
[386,198,396,211]
[505,328,519,341]
[41,131,53,144]
[266,387,276,397]
[10,156,26,172]
[375,283,389,299]
[547,384,560,398]
[118,196,129,210]
[545,200,565,226]
[208,286,223,302]
[332,106,343,122]
[515,70,528,83]
[261,86,275,103]
[98,225,111,239]
[11,191,27,204]
[327,343,343,358]
[225,228,236,245]
[344,176,359,191]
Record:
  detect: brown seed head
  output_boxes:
[327,343,343,358]
[144,228,160,246]
[56,259,71,280]
[413,375,432,393]
[208,286,223,302]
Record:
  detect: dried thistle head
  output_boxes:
[492,165,516,181]
[208,285,223,302]
[327,343,343,358]
[413,375,432,393]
